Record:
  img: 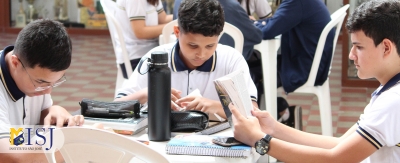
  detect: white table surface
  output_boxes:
[126,129,265,163]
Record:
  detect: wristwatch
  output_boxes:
[255,134,272,155]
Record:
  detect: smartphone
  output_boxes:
[212,137,244,147]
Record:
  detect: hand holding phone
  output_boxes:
[212,137,245,147]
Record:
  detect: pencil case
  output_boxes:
[171,110,209,132]
[79,98,141,118]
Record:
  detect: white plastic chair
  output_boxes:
[159,20,244,53]
[291,4,350,136]
[100,0,132,96]
[43,127,169,163]
[219,22,244,53]
[160,19,178,45]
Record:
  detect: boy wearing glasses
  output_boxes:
[0,19,83,162]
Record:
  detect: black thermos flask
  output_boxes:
[147,51,171,141]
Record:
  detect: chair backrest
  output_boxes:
[43,127,169,163]
[160,20,244,53]
[161,19,178,45]
[101,0,133,79]
[303,4,350,87]
[219,22,244,53]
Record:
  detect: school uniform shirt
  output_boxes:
[114,0,164,64]
[357,73,400,163]
[116,42,257,103]
[240,0,272,19]
[0,46,52,139]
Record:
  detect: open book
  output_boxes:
[214,69,253,125]
[166,134,252,158]
[84,114,148,135]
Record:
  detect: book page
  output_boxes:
[214,70,253,118]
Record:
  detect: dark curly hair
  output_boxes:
[14,19,72,72]
[178,0,225,37]
[346,0,400,55]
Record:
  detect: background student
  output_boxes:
[238,0,272,20]
[115,0,172,78]
[231,0,400,162]
[253,0,335,125]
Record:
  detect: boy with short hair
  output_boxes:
[115,0,258,119]
[0,19,83,162]
[230,0,400,162]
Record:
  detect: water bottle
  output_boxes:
[139,51,171,141]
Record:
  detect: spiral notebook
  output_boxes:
[166,135,252,158]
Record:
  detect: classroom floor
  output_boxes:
[0,33,377,137]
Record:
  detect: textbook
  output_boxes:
[171,121,231,137]
[214,69,253,125]
[84,114,148,135]
[166,135,252,158]
[194,121,230,135]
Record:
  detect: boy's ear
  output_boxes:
[10,54,20,69]
[173,26,180,39]
[382,38,393,57]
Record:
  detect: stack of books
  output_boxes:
[84,114,147,135]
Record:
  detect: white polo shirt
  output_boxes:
[0,47,52,139]
[116,42,257,103]
[114,0,164,63]
[357,73,400,163]
[240,0,272,19]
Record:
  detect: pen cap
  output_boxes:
[151,51,168,64]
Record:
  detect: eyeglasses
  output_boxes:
[17,58,67,92]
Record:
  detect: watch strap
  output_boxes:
[262,134,272,143]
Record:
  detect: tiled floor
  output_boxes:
[0,33,377,137]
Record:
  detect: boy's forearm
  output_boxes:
[272,122,340,149]
[268,138,338,163]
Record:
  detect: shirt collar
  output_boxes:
[170,42,217,72]
[0,46,25,102]
[371,73,400,97]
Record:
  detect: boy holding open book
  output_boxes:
[230,0,400,162]
[115,0,258,119]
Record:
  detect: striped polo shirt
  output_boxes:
[114,0,164,63]
[116,41,257,104]
[357,73,400,163]
[0,46,52,139]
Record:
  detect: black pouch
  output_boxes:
[171,110,209,132]
[79,99,141,118]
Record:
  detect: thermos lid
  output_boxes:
[151,51,168,64]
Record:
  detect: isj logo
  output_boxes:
[9,126,55,152]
